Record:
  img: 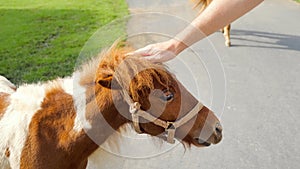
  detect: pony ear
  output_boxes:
[97,74,113,88]
[97,72,121,89]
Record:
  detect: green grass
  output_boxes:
[0,0,128,84]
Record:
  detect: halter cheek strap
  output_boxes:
[129,102,204,144]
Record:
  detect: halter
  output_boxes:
[129,101,204,144]
[117,77,204,144]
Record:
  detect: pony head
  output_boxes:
[81,42,222,147]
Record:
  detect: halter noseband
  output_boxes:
[129,101,204,144]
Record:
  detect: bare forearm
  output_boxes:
[174,0,263,54]
[130,0,264,63]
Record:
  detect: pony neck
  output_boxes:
[75,81,130,146]
[71,59,131,148]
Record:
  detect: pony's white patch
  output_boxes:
[72,72,91,132]
[0,76,16,94]
[0,83,46,169]
[61,77,74,95]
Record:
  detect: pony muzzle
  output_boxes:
[129,102,204,144]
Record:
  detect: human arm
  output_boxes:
[129,0,264,62]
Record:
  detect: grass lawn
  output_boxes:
[0,0,128,84]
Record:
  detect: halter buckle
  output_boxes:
[129,102,141,114]
[166,121,175,130]
[166,122,176,144]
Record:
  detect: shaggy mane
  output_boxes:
[76,41,174,102]
[73,41,177,151]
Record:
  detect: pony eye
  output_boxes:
[160,89,174,102]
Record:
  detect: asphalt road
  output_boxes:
[93,0,300,168]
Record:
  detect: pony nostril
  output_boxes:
[215,122,223,135]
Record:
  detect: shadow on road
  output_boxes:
[230,29,300,52]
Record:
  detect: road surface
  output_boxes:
[93,0,300,168]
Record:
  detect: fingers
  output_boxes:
[142,54,161,63]
[126,51,161,62]
[126,45,153,57]
[126,51,163,63]
[125,42,176,63]
[143,51,176,63]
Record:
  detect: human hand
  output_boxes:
[127,40,184,63]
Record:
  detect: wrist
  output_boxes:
[168,39,188,55]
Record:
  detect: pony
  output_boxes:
[193,0,232,46]
[0,42,222,169]
[0,76,16,94]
